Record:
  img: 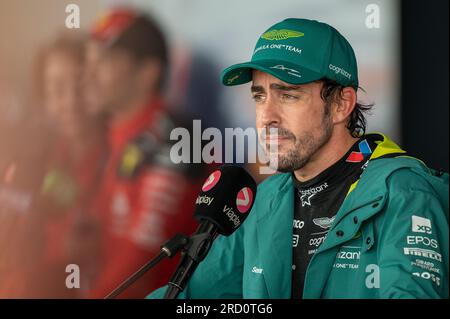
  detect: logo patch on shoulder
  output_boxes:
[412,215,432,234]
[346,139,373,163]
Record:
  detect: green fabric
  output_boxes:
[147,134,449,299]
[221,18,358,87]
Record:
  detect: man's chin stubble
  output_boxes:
[265,147,309,173]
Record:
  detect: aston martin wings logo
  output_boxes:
[261,29,304,41]
[313,216,336,229]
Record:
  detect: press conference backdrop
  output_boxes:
[0,0,447,170]
[112,0,402,141]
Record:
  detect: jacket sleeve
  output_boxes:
[146,225,245,299]
[377,169,449,298]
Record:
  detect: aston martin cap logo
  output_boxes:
[261,29,304,41]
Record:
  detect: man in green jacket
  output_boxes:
[149,18,448,299]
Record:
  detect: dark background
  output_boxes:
[401,0,449,171]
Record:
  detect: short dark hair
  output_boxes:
[319,78,373,137]
[109,15,168,90]
[110,15,167,64]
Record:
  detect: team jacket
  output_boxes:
[148,133,449,299]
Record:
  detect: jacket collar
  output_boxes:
[367,132,406,160]
[255,174,293,298]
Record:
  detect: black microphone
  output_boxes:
[164,165,257,298]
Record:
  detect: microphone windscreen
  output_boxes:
[194,165,257,236]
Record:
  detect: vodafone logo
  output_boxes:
[202,170,221,192]
[236,187,253,213]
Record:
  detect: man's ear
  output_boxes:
[137,58,163,94]
[332,87,357,125]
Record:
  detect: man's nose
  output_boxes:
[259,96,281,127]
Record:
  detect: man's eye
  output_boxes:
[252,94,265,102]
[281,93,298,101]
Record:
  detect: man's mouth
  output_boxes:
[259,127,295,151]
[265,135,291,143]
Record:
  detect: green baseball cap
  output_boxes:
[221,18,358,88]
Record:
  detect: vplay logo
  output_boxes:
[223,205,241,228]
[202,170,221,192]
[412,215,432,234]
[236,187,253,213]
[196,195,214,206]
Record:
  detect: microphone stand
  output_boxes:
[104,233,189,299]
[164,223,218,299]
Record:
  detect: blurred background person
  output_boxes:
[84,8,210,298]
[31,31,107,297]
[0,121,46,298]
[0,52,51,297]
[0,31,107,298]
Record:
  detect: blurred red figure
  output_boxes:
[84,8,209,298]
[0,32,107,298]
[34,32,107,297]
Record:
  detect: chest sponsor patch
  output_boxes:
[333,246,361,270]
[313,216,335,229]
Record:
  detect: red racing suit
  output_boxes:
[89,98,207,298]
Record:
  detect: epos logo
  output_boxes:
[236,187,253,213]
[202,170,221,192]
[412,215,432,234]
[407,236,438,249]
